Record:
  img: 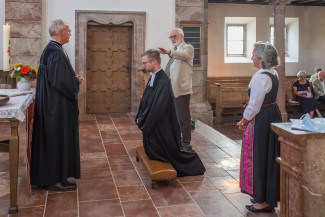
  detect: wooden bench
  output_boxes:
[285,81,301,113]
[136,146,177,188]
[208,76,325,123]
[207,78,250,110]
[207,76,299,111]
[215,83,249,123]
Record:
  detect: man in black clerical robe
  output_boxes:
[31,19,84,191]
[136,49,205,176]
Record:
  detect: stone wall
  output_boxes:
[176,0,213,126]
[5,0,42,70]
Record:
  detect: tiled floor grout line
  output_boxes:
[126,113,207,217]
[177,179,207,217]
[90,114,125,216]
[77,183,80,217]
[173,130,210,217]
[124,113,163,217]
[196,125,246,216]
[0,118,281,216]
[206,176,245,217]
[106,114,129,217]
[42,190,48,217]
[78,198,120,203]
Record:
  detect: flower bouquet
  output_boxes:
[9,63,38,91]
[9,63,38,81]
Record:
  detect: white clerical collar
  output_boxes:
[152,68,161,75]
[150,68,161,75]
[149,68,162,86]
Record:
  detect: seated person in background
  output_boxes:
[135,49,205,177]
[310,67,322,83]
[313,71,325,103]
[293,70,322,118]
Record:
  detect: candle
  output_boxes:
[3,23,10,71]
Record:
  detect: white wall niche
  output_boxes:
[270,17,299,63]
[224,17,256,63]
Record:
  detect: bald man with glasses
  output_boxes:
[158,28,194,152]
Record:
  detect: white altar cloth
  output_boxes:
[0,89,35,122]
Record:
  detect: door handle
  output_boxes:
[122,64,131,74]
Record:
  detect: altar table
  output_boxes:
[271,122,325,217]
[0,89,35,214]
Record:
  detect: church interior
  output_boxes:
[1,0,325,216]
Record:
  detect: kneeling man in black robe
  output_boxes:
[31,19,84,191]
[136,49,205,176]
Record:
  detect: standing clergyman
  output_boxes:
[31,19,84,191]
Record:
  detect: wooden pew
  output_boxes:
[136,146,177,188]
[207,76,299,110]
[208,76,325,123]
[207,77,250,111]
[215,83,249,123]
[285,81,301,113]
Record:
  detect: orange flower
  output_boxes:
[20,66,30,74]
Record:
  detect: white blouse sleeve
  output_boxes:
[243,73,273,121]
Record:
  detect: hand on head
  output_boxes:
[157,47,170,55]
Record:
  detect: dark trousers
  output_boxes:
[175,94,191,145]
[318,96,325,103]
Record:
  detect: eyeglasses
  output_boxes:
[168,34,179,40]
[142,60,152,65]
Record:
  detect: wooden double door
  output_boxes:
[86,25,132,113]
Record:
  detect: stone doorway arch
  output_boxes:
[75,10,146,120]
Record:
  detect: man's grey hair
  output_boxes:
[49,19,68,37]
[175,28,184,36]
[297,70,307,78]
[254,41,279,69]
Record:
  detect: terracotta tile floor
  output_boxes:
[0,114,280,217]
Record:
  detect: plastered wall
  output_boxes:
[208,3,325,77]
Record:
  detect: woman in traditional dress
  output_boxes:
[292,70,322,118]
[237,42,281,212]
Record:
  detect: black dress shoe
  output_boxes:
[180,143,196,153]
[180,146,195,153]
[47,182,77,191]
[246,204,274,212]
[250,199,256,204]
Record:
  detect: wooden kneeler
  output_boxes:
[136,146,177,188]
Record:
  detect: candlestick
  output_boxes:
[3,23,10,71]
